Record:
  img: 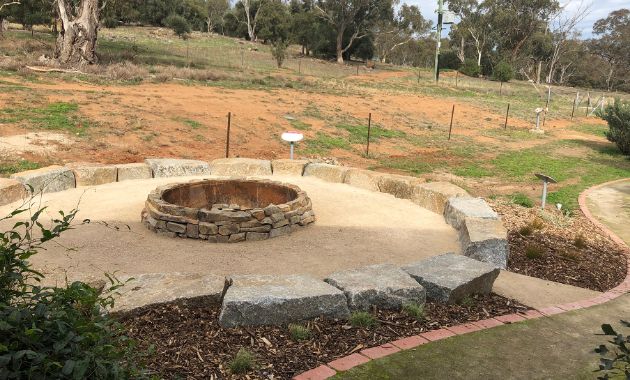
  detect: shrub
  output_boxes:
[270,40,289,68]
[349,311,377,328]
[525,244,546,259]
[601,100,630,155]
[402,302,425,321]
[459,59,481,77]
[229,348,256,374]
[492,60,514,83]
[530,218,545,230]
[288,324,311,341]
[0,204,143,378]
[594,321,630,378]
[165,14,191,40]
[511,192,534,208]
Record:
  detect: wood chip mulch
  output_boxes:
[490,200,628,292]
[119,294,527,379]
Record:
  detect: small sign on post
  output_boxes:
[535,173,557,210]
[530,107,545,135]
[281,131,304,160]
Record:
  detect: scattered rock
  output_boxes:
[411,182,469,214]
[378,174,425,199]
[66,163,117,187]
[0,178,28,206]
[343,168,384,192]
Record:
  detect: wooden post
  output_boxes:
[366,113,372,156]
[356,65,359,75]
[225,112,231,158]
[571,92,578,120]
[455,71,459,87]
[504,103,510,129]
[586,92,591,116]
[448,105,455,140]
[241,50,244,69]
[417,69,421,84]
[500,81,503,95]
[298,59,301,74]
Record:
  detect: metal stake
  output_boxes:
[448,104,455,140]
[366,113,372,156]
[542,180,548,209]
[225,112,231,158]
[504,103,510,129]
[290,142,294,160]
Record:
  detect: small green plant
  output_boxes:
[525,244,546,259]
[459,59,481,77]
[560,249,580,261]
[511,192,534,208]
[183,118,203,129]
[402,302,425,321]
[270,40,288,68]
[492,60,514,95]
[0,159,40,175]
[594,321,630,378]
[574,234,587,249]
[289,119,312,130]
[229,348,256,374]
[288,324,311,341]
[459,295,476,307]
[350,311,377,329]
[518,224,534,236]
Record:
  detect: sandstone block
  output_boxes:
[272,159,308,176]
[343,168,384,192]
[411,182,469,214]
[460,217,509,269]
[303,163,348,183]
[67,163,117,187]
[116,163,152,181]
[145,158,211,178]
[11,165,75,194]
[402,253,500,304]
[443,197,499,230]
[325,264,426,310]
[0,178,28,206]
[210,158,272,177]
[378,174,425,199]
[219,275,350,327]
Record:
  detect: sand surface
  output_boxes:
[0,175,461,282]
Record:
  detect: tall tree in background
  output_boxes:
[206,0,229,33]
[314,0,389,63]
[0,0,20,33]
[591,8,630,91]
[9,0,52,35]
[373,3,430,63]
[449,0,489,66]
[55,0,100,66]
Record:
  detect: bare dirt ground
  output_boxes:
[0,175,460,283]
[0,75,597,169]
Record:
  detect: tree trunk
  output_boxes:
[336,27,344,64]
[55,0,100,66]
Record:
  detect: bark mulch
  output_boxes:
[120,294,527,379]
[491,200,628,292]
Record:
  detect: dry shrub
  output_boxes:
[154,66,226,82]
[0,57,21,71]
[102,62,148,81]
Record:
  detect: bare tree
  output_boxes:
[55,0,101,66]
[545,0,591,83]
[241,0,262,41]
[373,4,430,63]
[0,0,20,34]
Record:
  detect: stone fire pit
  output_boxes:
[141,179,315,243]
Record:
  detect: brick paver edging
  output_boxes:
[293,179,630,380]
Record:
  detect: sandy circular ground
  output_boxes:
[0,175,461,282]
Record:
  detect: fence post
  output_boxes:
[448,105,455,140]
[571,92,579,120]
[225,112,231,158]
[504,103,510,129]
[366,113,372,156]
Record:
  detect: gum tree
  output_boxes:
[55,0,100,66]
